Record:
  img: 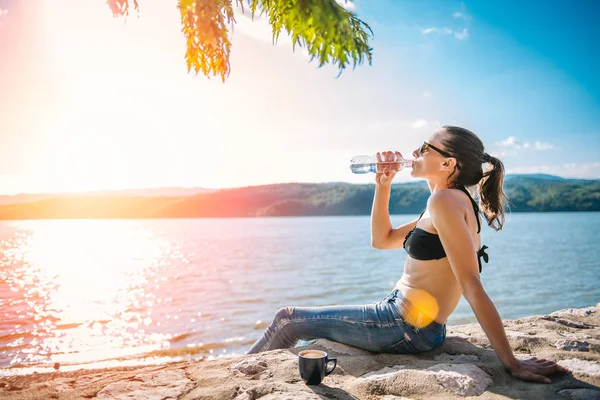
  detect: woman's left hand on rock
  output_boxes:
[509,357,569,384]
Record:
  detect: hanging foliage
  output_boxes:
[106,0,373,81]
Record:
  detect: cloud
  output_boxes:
[506,162,600,179]
[533,141,554,150]
[454,28,468,40]
[421,27,453,36]
[496,136,522,149]
[411,119,441,129]
[421,91,432,99]
[335,0,356,11]
[368,119,441,135]
[495,136,555,151]
[412,119,428,129]
[452,12,471,20]
[422,7,470,40]
[422,27,468,40]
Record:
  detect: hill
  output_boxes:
[0,187,215,205]
[0,175,597,220]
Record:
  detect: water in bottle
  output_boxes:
[350,155,414,174]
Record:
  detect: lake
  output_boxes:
[1,213,599,375]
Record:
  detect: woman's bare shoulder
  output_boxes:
[427,188,467,210]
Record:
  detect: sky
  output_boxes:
[0,0,598,194]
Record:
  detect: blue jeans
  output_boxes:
[246,288,446,354]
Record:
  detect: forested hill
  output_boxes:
[0,175,598,220]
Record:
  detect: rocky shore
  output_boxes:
[1,304,599,400]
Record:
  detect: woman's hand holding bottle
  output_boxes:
[375,151,404,188]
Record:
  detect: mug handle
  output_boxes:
[325,357,337,376]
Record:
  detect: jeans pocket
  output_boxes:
[379,337,419,354]
[385,299,405,322]
[417,327,445,349]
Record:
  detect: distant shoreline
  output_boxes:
[0,175,598,219]
[1,209,600,222]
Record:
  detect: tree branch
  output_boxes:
[107,0,373,81]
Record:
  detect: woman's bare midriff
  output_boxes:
[393,192,481,325]
[395,257,463,325]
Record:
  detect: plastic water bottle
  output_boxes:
[350,155,414,174]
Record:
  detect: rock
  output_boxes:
[76,373,117,387]
[96,369,194,400]
[542,316,596,329]
[52,378,76,393]
[559,359,600,379]
[450,332,471,339]
[558,388,600,400]
[311,338,373,356]
[561,332,594,340]
[433,353,479,362]
[358,364,493,398]
[427,363,493,397]
[556,340,590,352]
[552,308,596,318]
[233,391,254,400]
[260,392,321,399]
[361,365,406,380]
[230,358,269,376]
[1,303,599,400]
[505,330,529,338]
[349,368,442,398]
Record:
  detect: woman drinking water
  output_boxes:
[247,125,567,384]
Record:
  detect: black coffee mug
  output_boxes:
[298,350,337,385]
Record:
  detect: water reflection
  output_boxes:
[1,220,174,369]
[1,214,597,376]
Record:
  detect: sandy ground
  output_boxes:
[1,304,599,400]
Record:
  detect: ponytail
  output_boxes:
[437,126,510,230]
[478,154,508,231]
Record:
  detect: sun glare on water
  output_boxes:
[0,220,177,371]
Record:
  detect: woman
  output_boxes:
[247,126,567,384]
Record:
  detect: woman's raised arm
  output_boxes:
[371,151,419,249]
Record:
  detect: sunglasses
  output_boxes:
[418,141,454,158]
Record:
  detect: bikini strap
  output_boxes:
[477,245,489,273]
[457,186,481,234]
[456,186,490,272]
[403,207,427,247]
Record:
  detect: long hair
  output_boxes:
[438,125,508,231]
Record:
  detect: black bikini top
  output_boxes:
[403,186,490,272]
